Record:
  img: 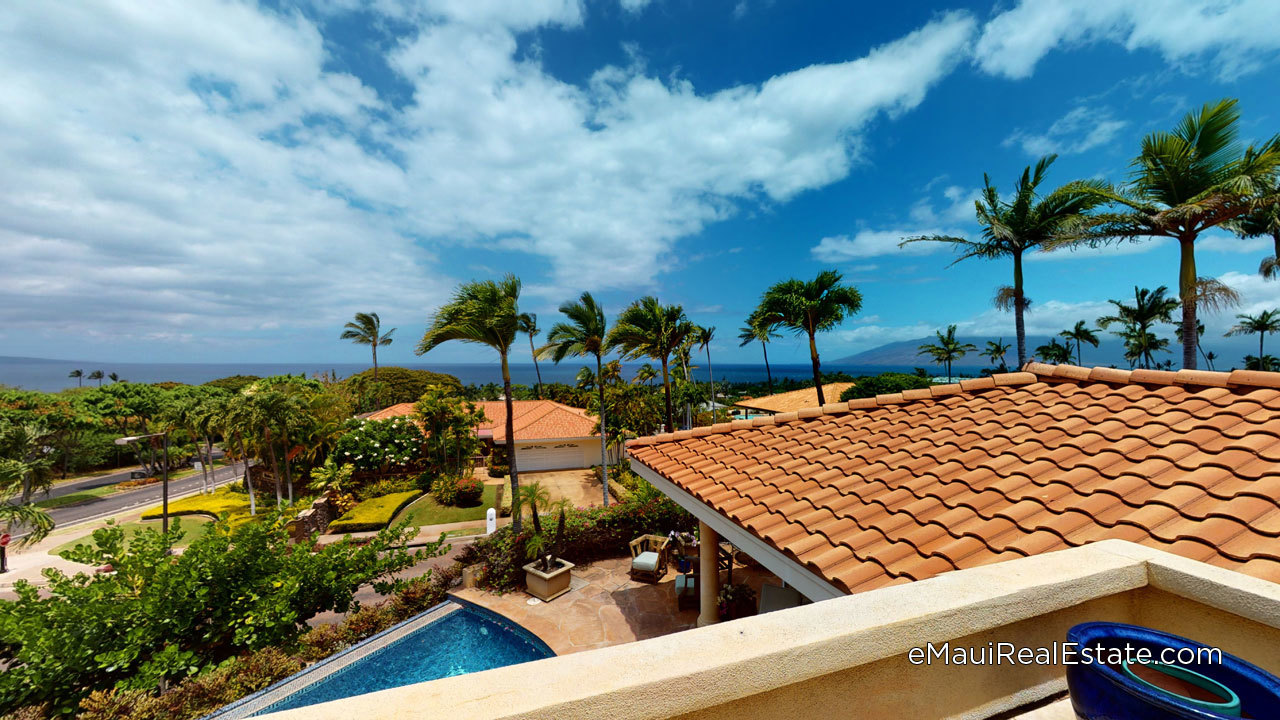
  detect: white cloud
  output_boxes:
[975,0,1280,81]
[619,0,652,12]
[812,229,963,262]
[1029,238,1171,261]
[0,2,976,350]
[1004,105,1127,156]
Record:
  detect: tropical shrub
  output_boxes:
[354,476,416,502]
[431,475,483,507]
[413,388,486,477]
[327,491,422,533]
[0,516,430,715]
[342,367,462,405]
[332,418,425,476]
[839,372,932,401]
[200,375,261,393]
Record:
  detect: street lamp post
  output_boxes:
[116,432,170,537]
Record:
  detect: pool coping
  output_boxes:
[200,600,461,720]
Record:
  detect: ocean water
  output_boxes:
[0,357,929,392]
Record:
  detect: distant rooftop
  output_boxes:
[732,382,856,414]
[367,399,597,442]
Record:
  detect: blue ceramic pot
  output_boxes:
[1066,622,1280,719]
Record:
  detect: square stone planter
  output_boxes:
[523,558,575,602]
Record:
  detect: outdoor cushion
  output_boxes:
[675,574,695,595]
[632,551,660,573]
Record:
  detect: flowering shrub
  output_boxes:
[333,418,425,476]
[432,474,483,507]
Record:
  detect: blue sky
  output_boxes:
[3,0,1280,367]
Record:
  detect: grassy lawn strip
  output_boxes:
[142,486,253,526]
[394,484,498,527]
[35,484,116,509]
[328,490,423,534]
[48,519,214,557]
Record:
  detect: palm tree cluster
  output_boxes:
[917,325,976,379]
[908,99,1280,372]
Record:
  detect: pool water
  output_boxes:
[252,605,553,715]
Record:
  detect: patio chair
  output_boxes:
[629,534,670,582]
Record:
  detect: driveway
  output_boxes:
[519,469,605,508]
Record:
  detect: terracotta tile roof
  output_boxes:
[367,400,597,442]
[733,383,856,414]
[628,364,1280,594]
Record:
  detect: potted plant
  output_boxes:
[718,581,757,621]
[520,483,574,602]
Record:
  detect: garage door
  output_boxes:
[517,443,584,471]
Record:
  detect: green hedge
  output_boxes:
[141,487,253,526]
[327,491,423,534]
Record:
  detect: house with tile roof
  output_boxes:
[628,363,1280,619]
[731,382,856,416]
[368,399,615,471]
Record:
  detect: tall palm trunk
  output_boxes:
[596,354,609,507]
[372,344,379,381]
[660,357,674,432]
[203,436,215,493]
[502,352,521,535]
[238,434,256,516]
[807,330,824,406]
[265,428,282,509]
[530,335,544,400]
[1179,238,1198,370]
[282,427,293,507]
[761,342,773,395]
[705,345,716,423]
[1260,331,1266,360]
[1014,251,1027,369]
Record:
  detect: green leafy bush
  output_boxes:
[327,491,422,533]
[199,375,261,393]
[0,516,427,715]
[354,476,416,502]
[333,418,425,475]
[431,475,483,507]
[839,373,932,401]
[343,367,462,405]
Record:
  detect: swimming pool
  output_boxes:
[206,600,554,718]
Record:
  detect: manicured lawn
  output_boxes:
[394,484,499,527]
[47,518,213,557]
[35,485,116,509]
[328,490,423,533]
[141,486,254,526]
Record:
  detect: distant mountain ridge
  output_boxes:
[835,336,1129,368]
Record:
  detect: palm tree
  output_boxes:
[538,292,612,506]
[1059,321,1100,366]
[417,275,526,533]
[1098,286,1179,369]
[695,326,717,421]
[519,313,544,400]
[738,311,781,395]
[107,372,121,384]
[575,366,596,390]
[1225,310,1280,362]
[983,339,1011,371]
[1230,175,1280,278]
[0,459,54,544]
[606,297,695,432]
[341,312,396,381]
[632,364,657,385]
[756,270,863,406]
[1060,99,1280,369]
[1035,338,1073,364]
[917,325,976,380]
[1205,350,1218,371]
[87,370,104,387]
[1244,354,1279,371]
[68,369,83,387]
[222,395,257,516]
[902,155,1107,367]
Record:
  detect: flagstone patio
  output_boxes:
[453,555,779,655]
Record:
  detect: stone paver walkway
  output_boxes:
[454,556,778,655]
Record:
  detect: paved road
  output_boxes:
[38,448,227,501]
[15,459,248,539]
